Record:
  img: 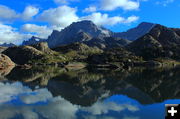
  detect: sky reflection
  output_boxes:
[0,82,179,119]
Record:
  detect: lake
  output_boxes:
[0,66,180,119]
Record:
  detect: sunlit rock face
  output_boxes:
[0,54,15,75]
[0,54,15,67]
[0,47,7,53]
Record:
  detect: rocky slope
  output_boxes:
[0,54,15,68]
[0,47,7,53]
[2,42,66,65]
[88,47,142,68]
[53,42,103,61]
[127,24,180,60]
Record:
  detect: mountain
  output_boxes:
[127,24,180,60]
[114,22,155,41]
[22,36,46,46]
[47,20,113,48]
[23,21,156,48]
[0,43,16,47]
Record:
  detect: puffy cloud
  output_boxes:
[81,12,139,26]
[37,5,78,27]
[81,101,139,115]
[21,24,52,38]
[0,5,19,22]
[0,23,30,44]
[22,6,39,20]
[83,6,97,13]
[124,16,139,23]
[0,82,31,103]
[100,0,139,11]
[0,5,39,22]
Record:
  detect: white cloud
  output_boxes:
[156,0,174,6]
[0,5,19,22]
[82,101,139,115]
[100,0,139,11]
[0,82,31,103]
[21,24,52,38]
[0,5,39,22]
[0,23,30,45]
[81,12,139,26]
[38,5,78,27]
[83,6,97,13]
[22,6,39,20]
[124,16,139,23]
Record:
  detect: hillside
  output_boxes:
[127,24,180,60]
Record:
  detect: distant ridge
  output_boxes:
[22,21,156,48]
[0,43,16,47]
[22,36,46,46]
[114,22,155,41]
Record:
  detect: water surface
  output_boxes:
[0,66,180,119]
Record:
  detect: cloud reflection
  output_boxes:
[0,82,139,119]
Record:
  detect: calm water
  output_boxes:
[0,66,180,119]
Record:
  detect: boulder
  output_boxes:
[0,54,15,69]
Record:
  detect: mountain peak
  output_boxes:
[47,20,113,48]
[138,22,155,26]
[114,22,155,41]
[71,20,95,26]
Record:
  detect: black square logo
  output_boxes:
[165,104,180,119]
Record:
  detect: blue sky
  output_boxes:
[0,0,179,44]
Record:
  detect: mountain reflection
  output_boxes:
[0,66,180,119]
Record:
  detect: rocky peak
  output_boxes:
[22,36,46,46]
[114,22,155,41]
[31,42,51,54]
[47,20,112,48]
